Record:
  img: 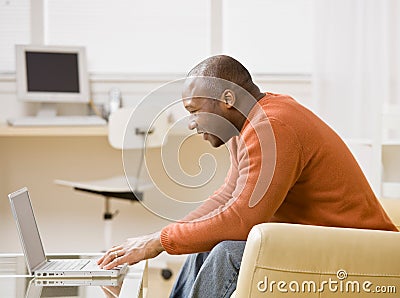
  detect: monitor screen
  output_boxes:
[16,45,89,103]
[26,52,80,93]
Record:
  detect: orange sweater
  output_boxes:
[160,93,397,254]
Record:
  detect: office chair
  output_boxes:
[55,106,169,251]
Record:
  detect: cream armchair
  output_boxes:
[233,199,400,297]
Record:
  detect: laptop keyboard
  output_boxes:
[42,259,90,271]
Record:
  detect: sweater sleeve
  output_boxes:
[160,118,304,254]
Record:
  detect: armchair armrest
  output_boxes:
[235,223,400,297]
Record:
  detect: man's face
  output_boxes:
[182,78,236,148]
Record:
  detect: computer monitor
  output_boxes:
[15,45,89,107]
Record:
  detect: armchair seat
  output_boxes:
[233,199,400,297]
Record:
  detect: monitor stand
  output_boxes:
[36,103,58,117]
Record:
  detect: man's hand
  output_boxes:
[97,231,164,270]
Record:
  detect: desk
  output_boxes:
[0,253,147,298]
[0,124,108,137]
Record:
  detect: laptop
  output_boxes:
[8,187,128,278]
[25,278,123,298]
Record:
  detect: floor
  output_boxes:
[147,261,184,297]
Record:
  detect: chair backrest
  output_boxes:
[108,107,170,150]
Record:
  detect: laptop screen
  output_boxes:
[9,188,46,273]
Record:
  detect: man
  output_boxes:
[98,55,397,297]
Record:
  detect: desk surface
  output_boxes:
[0,253,147,298]
[0,123,108,137]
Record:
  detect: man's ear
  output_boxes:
[220,89,236,108]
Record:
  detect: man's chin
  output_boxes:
[204,133,224,147]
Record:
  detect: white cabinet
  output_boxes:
[381,106,400,198]
[344,106,400,199]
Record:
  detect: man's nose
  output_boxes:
[188,119,198,130]
[187,113,199,131]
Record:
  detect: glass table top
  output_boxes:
[0,253,146,298]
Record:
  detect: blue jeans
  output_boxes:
[169,240,246,298]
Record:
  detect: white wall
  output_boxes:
[0,0,314,74]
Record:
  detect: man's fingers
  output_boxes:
[98,255,111,268]
[103,259,118,270]
[103,254,129,270]
[98,247,124,268]
[97,254,107,266]
[97,255,105,265]
[103,252,140,270]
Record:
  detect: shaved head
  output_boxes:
[187,55,257,95]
